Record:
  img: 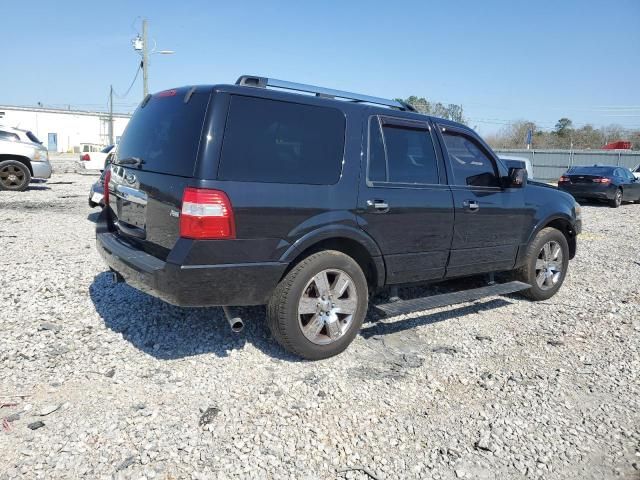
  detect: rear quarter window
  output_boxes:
[116,91,210,177]
[218,96,346,184]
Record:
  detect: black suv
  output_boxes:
[97,76,582,360]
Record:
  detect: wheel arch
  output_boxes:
[528,214,577,260]
[0,154,34,176]
[279,226,385,288]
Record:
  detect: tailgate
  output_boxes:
[107,166,190,257]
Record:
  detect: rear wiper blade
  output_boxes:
[115,156,145,167]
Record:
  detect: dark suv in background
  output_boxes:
[96,76,581,360]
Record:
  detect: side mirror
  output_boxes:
[503,167,526,188]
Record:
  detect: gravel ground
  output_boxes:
[1,173,639,480]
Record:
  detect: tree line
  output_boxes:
[398,96,467,124]
[399,96,638,150]
[483,118,640,150]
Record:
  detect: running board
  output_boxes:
[375,281,530,317]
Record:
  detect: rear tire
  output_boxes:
[267,250,368,360]
[0,160,31,191]
[609,188,622,208]
[512,227,569,301]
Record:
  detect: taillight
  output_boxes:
[157,89,177,97]
[103,168,111,206]
[593,177,611,184]
[179,188,235,239]
[559,176,570,182]
[81,154,91,161]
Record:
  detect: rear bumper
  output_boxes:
[558,184,615,200]
[96,229,287,307]
[31,160,52,179]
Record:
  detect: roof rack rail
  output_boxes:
[236,75,415,112]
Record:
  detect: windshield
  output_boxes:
[101,145,114,154]
[26,131,42,144]
[568,166,615,176]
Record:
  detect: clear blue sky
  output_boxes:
[3,0,639,135]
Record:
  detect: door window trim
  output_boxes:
[366,114,443,187]
[436,123,502,190]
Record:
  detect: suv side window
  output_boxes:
[219,96,345,185]
[441,130,500,187]
[368,116,439,184]
[0,130,20,141]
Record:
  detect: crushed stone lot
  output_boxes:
[1,173,639,480]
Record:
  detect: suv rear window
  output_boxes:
[218,96,345,184]
[115,91,210,177]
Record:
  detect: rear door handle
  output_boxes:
[463,200,480,211]
[366,199,390,213]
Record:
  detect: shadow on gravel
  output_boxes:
[574,199,615,208]
[89,271,301,361]
[90,269,517,361]
[27,184,51,191]
[87,211,100,222]
[360,298,512,339]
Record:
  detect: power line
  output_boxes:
[113,65,142,99]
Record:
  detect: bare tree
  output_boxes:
[399,96,467,125]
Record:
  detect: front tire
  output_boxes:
[609,188,622,208]
[267,250,368,360]
[513,227,569,301]
[0,160,31,191]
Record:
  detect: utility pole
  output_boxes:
[131,19,174,100]
[142,19,149,98]
[108,85,114,145]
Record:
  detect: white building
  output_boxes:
[0,105,131,153]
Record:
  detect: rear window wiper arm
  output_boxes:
[115,156,145,168]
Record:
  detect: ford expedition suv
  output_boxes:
[96,76,582,360]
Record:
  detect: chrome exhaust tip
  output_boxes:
[222,306,244,333]
[109,269,124,284]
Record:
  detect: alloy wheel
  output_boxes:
[0,165,26,188]
[297,269,358,345]
[535,241,564,290]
